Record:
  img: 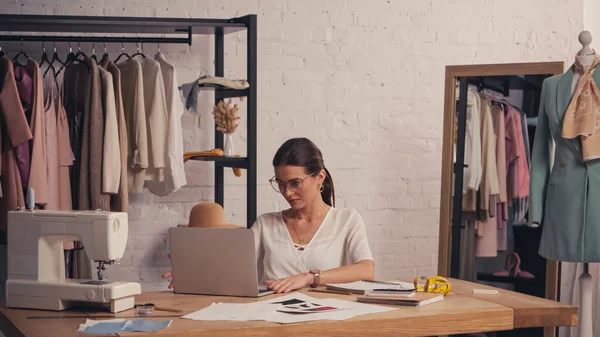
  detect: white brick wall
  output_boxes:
[0,0,584,293]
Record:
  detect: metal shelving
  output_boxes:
[0,13,258,228]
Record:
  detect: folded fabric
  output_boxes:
[179,75,209,114]
[183,149,224,163]
[81,321,128,334]
[178,75,249,114]
[79,319,172,334]
[122,319,173,332]
[197,77,249,89]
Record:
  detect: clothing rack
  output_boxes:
[0,35,192,45]
[0,14,258,228]
[451,74,547,278]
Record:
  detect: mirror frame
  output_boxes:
[437,61,565,336]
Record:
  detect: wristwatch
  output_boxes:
[309,269,321,288]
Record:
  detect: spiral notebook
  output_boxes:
[325,280,416,295]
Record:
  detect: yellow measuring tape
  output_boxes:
[413,276,451,294]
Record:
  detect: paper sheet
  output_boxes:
[182,302,276,321]
[77,318,172,334]
[182,292,396,324]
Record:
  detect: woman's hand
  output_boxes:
[264,273,313,293]
[161,253,173,289]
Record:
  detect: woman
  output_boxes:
[162,137,375,293]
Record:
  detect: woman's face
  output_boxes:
[273,165,324,209]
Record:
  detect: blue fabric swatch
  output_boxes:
[123,319,172,332]
[81,319,171,334]
[82,321,128,334]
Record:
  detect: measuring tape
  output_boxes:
[413,276,451,294]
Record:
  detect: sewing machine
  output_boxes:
[5,210,141,313]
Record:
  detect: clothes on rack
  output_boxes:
[14,58,48,209]
[0,49,189,230]
[100,58,128,212]
[0,56,33,232]
[146,53,186,196]
[458,86,532,258]
[459,220,477,282]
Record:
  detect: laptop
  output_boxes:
[168,226,274,297]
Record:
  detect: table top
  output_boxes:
[0,278,576,337]
[448,278,578,329]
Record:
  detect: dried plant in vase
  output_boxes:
[212,98,241,157]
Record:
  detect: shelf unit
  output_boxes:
[0,14,258,228]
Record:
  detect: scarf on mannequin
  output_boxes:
[562,53,600,161]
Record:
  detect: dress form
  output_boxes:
[571,30,594,337]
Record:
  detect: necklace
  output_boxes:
[286,203,328,244]
[287,202,327,221]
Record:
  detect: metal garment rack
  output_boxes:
[451,75,543,277]
[0,14,258,228]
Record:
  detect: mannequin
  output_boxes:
[572,30,594,337]
[529,30,600,337]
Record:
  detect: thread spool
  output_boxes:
[26,188,34,210]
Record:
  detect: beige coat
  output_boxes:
[475,95,500,257]
[99,66,121,194]
[101,58,129,212]
[118,58,148,193]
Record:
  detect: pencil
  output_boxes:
[308,288,354,295]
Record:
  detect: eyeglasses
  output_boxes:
[269,173,317,194]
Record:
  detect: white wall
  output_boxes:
[0,0,584,292]
[583,0,600,41]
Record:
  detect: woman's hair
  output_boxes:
[272,137,335,207]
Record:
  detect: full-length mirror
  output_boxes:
[437,62,565,337]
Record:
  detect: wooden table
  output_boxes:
[0,278,577,337]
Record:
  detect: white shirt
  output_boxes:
[138,57,169,183]
[463,87,482,193]
[146,52,187,196]
[252,207,374,283]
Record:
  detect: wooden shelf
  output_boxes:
[215,88,250,99]
[188,156,248,169]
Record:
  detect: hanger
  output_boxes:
[74,39,87,61]
[58,40,90,76]
[91,41,98,64]
[114,42,131,63]
[46,39,67,78]
[130,41,146,59]
[39,40,56,78]
[12,37,30,64]
[65,41,76,63]
[477,82,484,92]
[100,42,109,64]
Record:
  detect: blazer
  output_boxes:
[530,64,600,263]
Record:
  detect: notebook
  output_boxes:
[325,280,416,295]
[365,289,416,297]
[356,292,445,307]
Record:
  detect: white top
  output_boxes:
[138,57,169,183]
[146,52,187,196]
[463,87,482,193]
[252,207,374,283]
[98,66,121,194]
